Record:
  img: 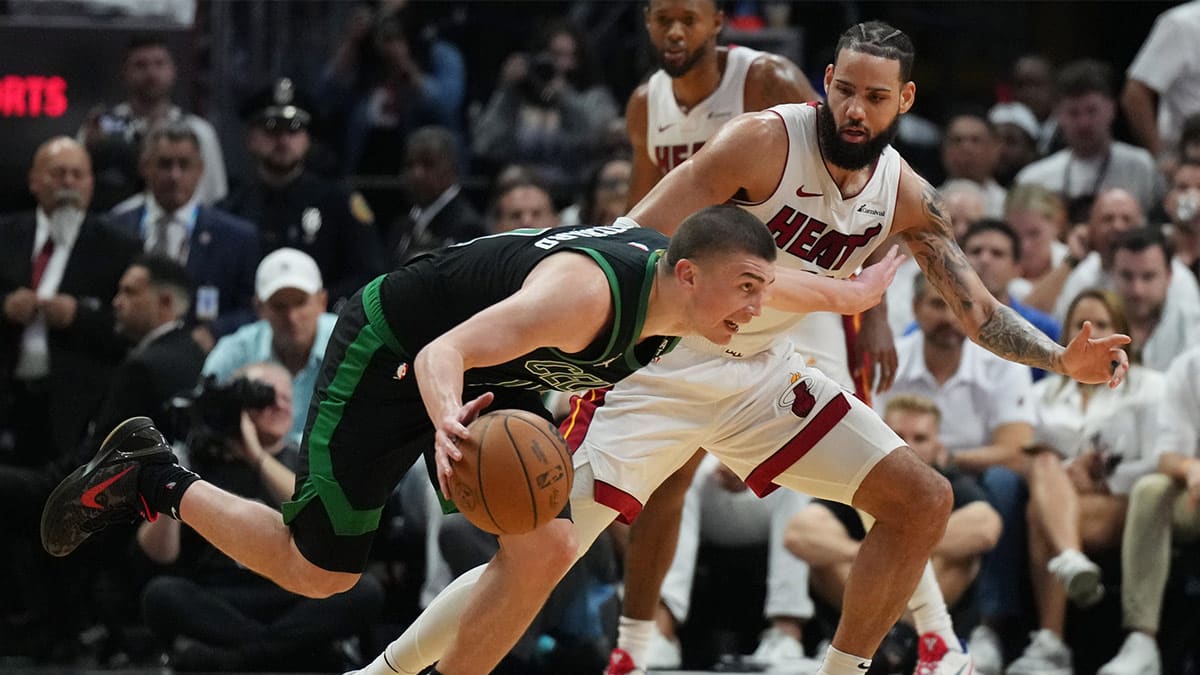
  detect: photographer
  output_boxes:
[471,20,618,198]
[80,34,227,213]
[139,362,384,672]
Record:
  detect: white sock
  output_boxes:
[357,565,488,675]
[617,616,655,668]
[908,561,960,651]
[818,645,872,675]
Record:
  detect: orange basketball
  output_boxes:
[447,409,574,535]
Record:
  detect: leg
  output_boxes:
[358,464,620,675]
[834,448,952,657]
[622,449,706,622]
[975,466,1028,627]
[179,482,359,597]
[785,501,859,611]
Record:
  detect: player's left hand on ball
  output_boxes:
[433,391,495,495]
[1061,321,1131,388]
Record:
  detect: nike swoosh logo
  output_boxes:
[796,185,823,198]
[657,123,675,132]
[856,662,871,671]
[81,466,135,509]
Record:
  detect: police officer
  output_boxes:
[221,78,385,308]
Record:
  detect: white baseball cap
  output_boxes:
[988,102,1040,142]
[255,247,323,302]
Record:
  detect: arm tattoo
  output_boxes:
[907,183,977,316]
[908,182,1065,372]
[977,304,1065,372]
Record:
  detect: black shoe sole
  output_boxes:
[40,416,171,557]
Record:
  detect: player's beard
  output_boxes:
[658,41,710,78]
[817,103,901,171]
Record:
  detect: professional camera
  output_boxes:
[167,375,276,460]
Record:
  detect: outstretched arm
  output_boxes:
[628,110,788,236]
[767,245,904,316]
[896,169,1129,387]
[414,255,611,494]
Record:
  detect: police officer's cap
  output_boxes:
[241,78,313,132]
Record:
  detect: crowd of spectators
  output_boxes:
[4,1,1200,674]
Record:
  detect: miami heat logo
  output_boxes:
[777,375,817,418]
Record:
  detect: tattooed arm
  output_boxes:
[894,166,1129,386]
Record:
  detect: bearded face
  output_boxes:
[816,102,900,171]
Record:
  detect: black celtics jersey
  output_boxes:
[377,223,679,393]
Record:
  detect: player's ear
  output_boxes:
[899,80,916,114]
[823,63,834,95]
[675,258,698,287]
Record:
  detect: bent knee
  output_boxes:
[500,519,578,576]
[291,565,361,598]
[282,544,362,598]
[858,449,952,526]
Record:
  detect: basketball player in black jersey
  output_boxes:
[41,205,904,672]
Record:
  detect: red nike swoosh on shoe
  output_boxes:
[796,185,823,198]
[81,466,135,509]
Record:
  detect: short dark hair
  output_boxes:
[132,254,194,313]
[125,33,170,59]
[1057,59,1113,100]
[1181,112,1200,147]
[834,21,915,82]
[141,121,201,161]
[666,205,776,267]
[963,218,1022,261]
[1113,226,1173,264]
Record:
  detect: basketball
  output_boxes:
[447,409,574,535]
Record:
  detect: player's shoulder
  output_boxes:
[744,52,817,108]
[892,159,946,233]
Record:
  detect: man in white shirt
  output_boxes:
[1112,227,1200,371]
[1016,59,1161,217]
[1122,0,1200,161]
[1099,343,1200,675]
[875,273,1036,673]
[1038,188,1200,322]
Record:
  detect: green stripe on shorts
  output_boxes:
[281,276,400,536]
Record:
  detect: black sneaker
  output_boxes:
[40,416,176,557]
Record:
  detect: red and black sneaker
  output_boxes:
[40,416,177,557]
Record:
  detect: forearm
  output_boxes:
[767,268,880,315]
[414,342,467,425]
[950,443,1022,474]
[935,502,1001,559]
[1020,261,1074,313]
[258,452,295,504]
[1158,452,1199,482]
[1121,80,1161,156]
[973,303,1065,374]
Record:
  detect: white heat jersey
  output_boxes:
[686,102,902,357]
[646,46,763,175]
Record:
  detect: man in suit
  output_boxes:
[110,121,259,349]
[0,137,140,465]
[0,254,202,658]
[387,125,486,265]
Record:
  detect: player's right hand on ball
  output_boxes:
[433,391,494,496]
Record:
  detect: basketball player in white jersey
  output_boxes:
[354,21,1129,675]
[621,3,917,673]
[621,1,832,671]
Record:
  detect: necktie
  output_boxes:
[149,215,172,257]
[30,237,55,288]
